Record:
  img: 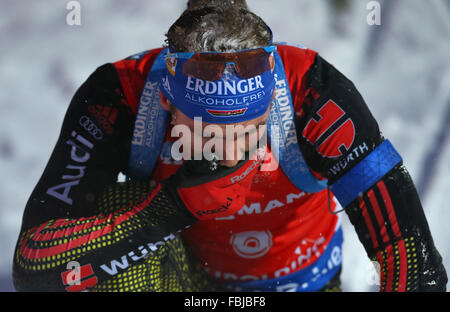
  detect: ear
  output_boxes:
[159,92,171,111]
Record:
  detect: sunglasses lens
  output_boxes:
[182,49,273,81]
[183,55,225,81]
[234,51,272,79]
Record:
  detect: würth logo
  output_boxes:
[61,262,98,292]
[302,100,355,158]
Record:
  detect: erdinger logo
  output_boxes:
[230,231,273,259]
[186,75,265,96]
[207,108,247,117]
[302,100,356,158]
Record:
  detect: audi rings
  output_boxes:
[79,116,104,140]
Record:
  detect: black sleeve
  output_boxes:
[19,64,135,229]
[12,64,197,292]
[297,54,447,291]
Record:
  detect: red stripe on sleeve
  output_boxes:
[397,239,408,292]
[358,197,379,249]
[384,244,395,292]
[376,181,402,239]
[20,184,161,260]
[376,181,408,291]
[367,189,390,244]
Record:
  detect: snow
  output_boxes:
[0,0,448,292]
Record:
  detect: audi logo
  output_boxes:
[79,116,104,140]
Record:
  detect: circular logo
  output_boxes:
[230,230,273,259]
[79,116,103,140]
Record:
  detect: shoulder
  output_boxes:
[276,43,318,65]
[113,47,165,77]
[276,43,318,77]
[275,43,319,112]
[112,47,165,114]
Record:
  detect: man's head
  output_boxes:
[166,5,271,52]
[160,5,274,167]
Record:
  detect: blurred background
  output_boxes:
[0,0,449,292]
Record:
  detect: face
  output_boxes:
[160,92,271,167]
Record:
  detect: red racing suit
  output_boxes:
[12,45,447,292]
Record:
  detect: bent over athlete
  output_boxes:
[13,1,447,292]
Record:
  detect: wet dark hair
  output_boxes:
[166,3,272,52]
[186,0,248,10]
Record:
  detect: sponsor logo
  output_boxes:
[206,108,247,117]
[230,231,273,259]
[79,115,103,140]
[185,75,264,96]
[131,81,160,147]
[271,77,298,148]
[265,236,328,280]
[46,131,94,205]
[100,232,180,276]
[184,75,267,107]
[230,159,262,184]
[222,245,342,291]
[215,191,307,221]
[302,99,356,158]
[196,197,232,217]
[206,234,338,283]
[328,142,369,176]
[185,91,266,107]
[61,262,98,292]
[165,57,177,76]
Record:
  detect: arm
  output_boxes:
[12,64,197,291]
[297,54,447,291]
[13,62,260,291]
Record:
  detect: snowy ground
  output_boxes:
[0,0,448,292]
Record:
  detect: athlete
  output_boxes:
[13,1,447,292]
